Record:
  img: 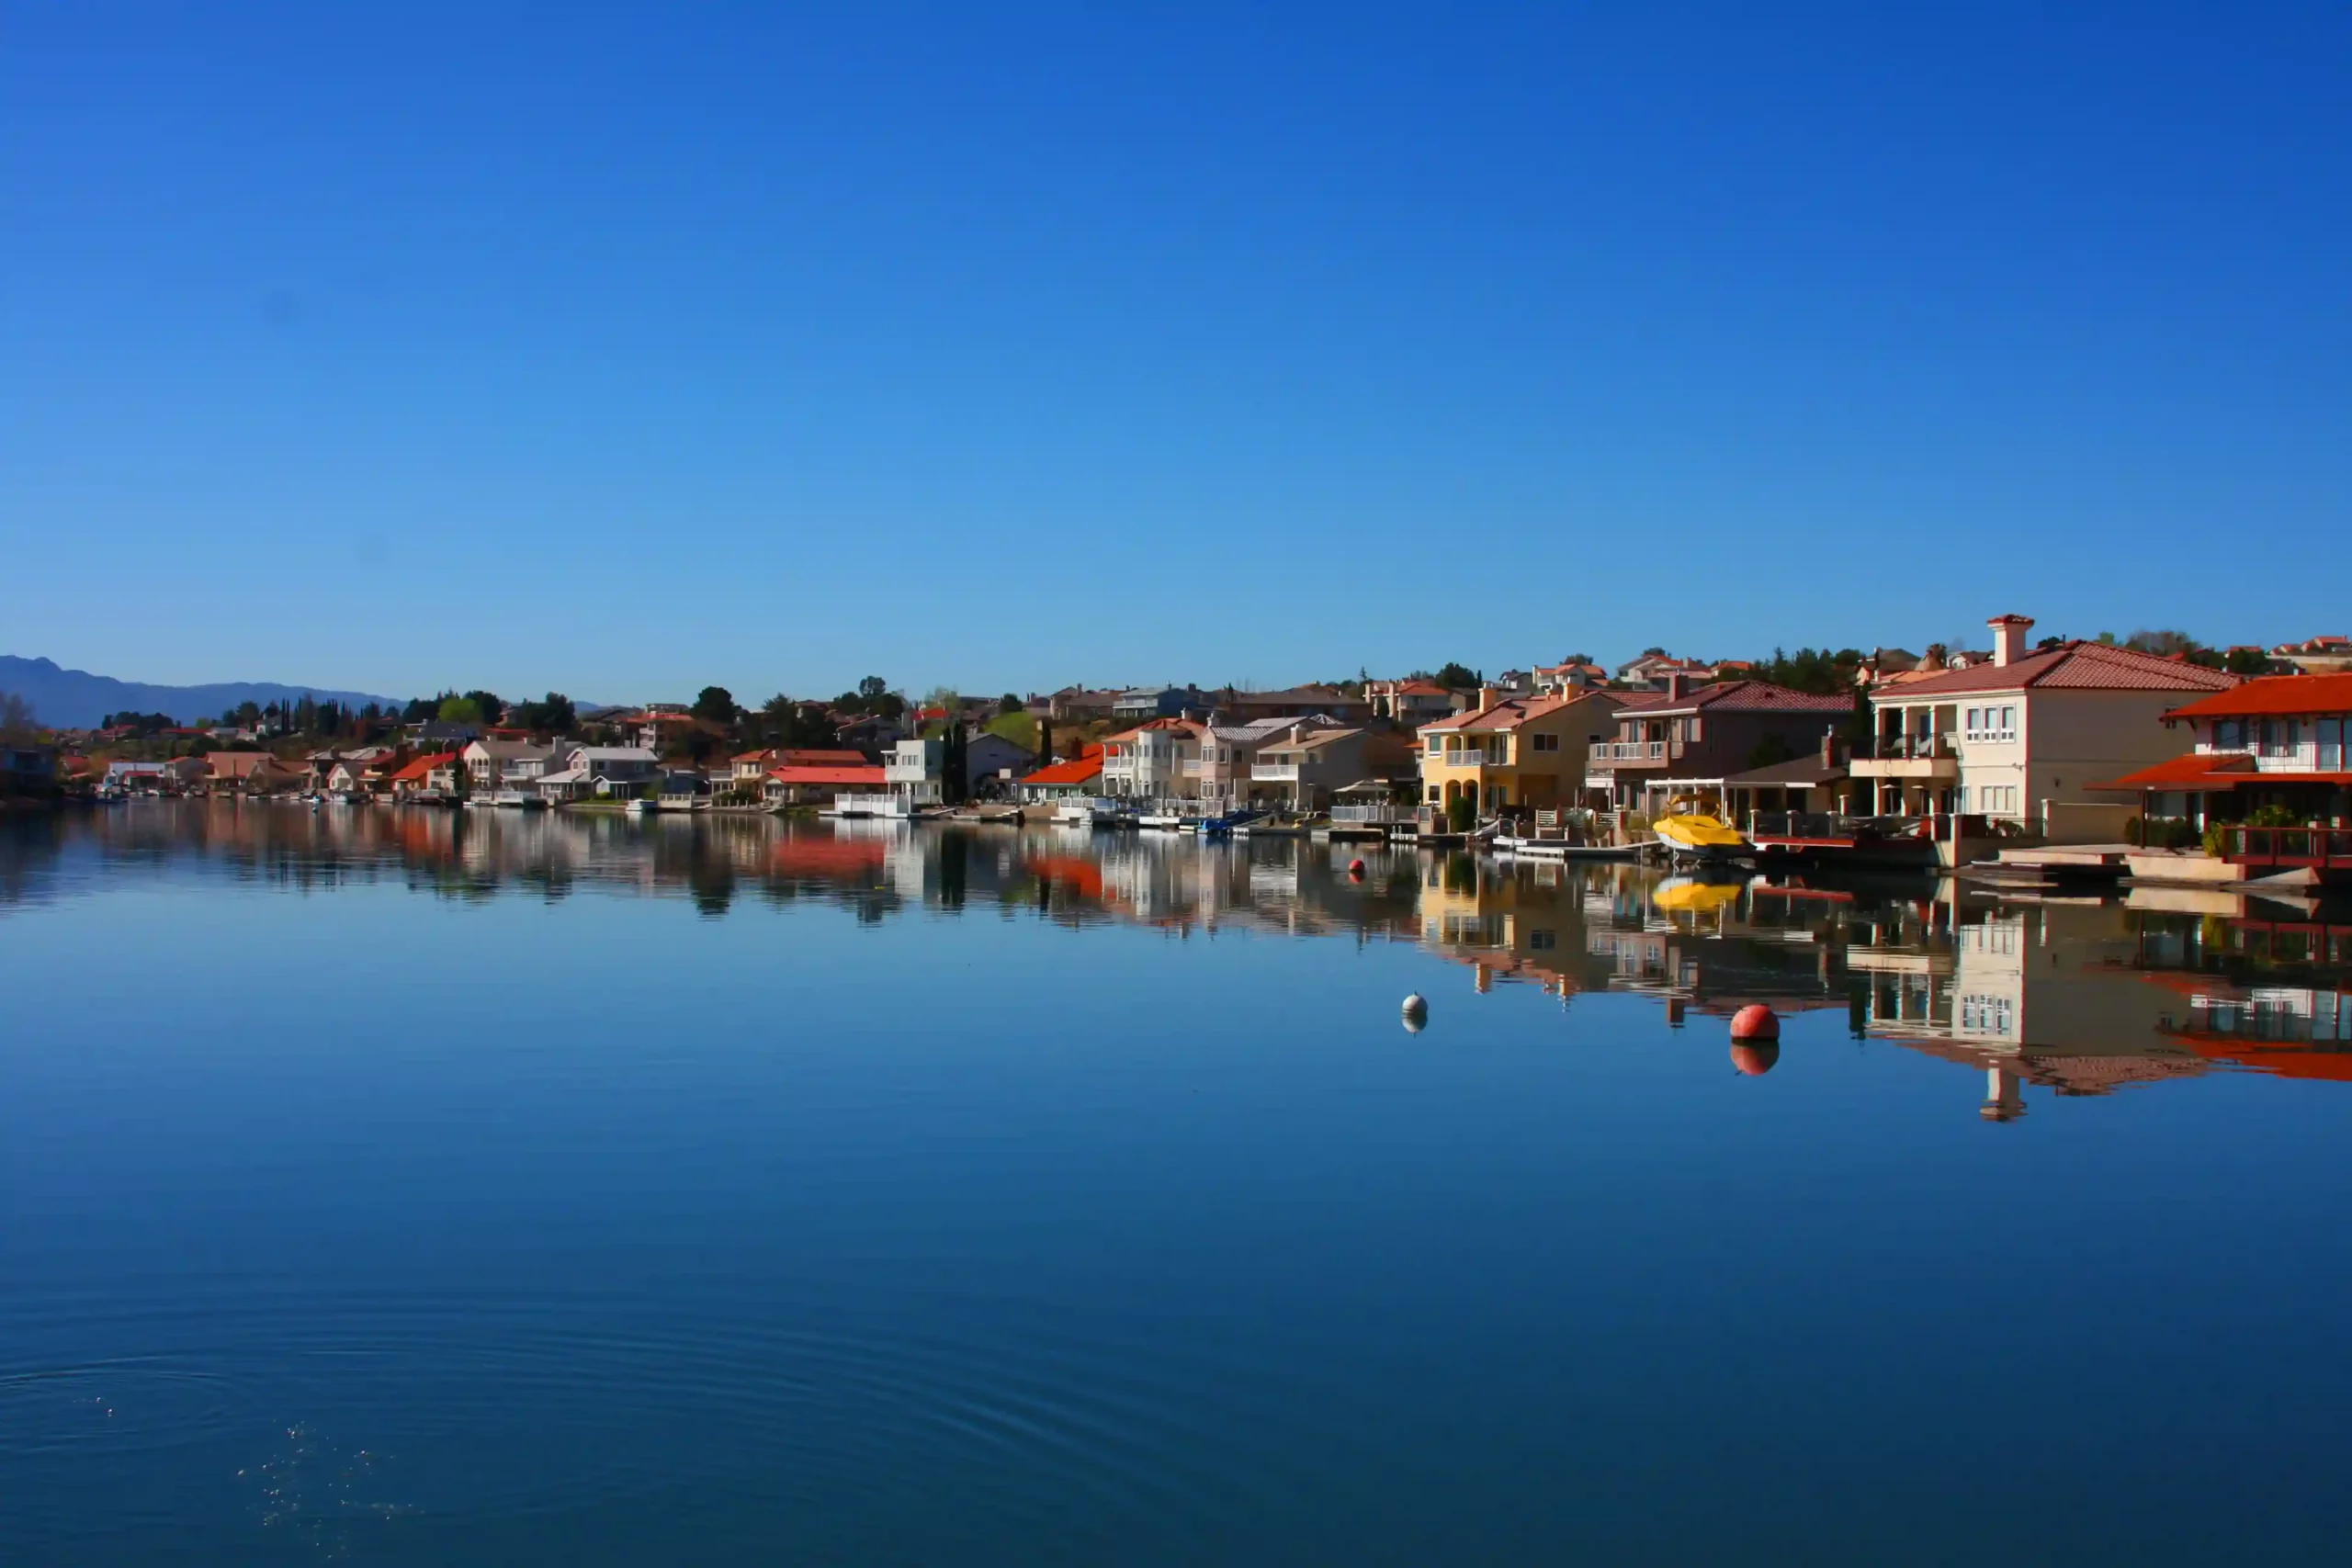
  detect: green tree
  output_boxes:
[693,686,736,724]
[998,693,1023,716]
[1,691,38,741]
[2123,628,2198,658]
[1432,661,1479,689]
[2224,647,2274,676]
[437,695,484,725]
[462,690,505,725]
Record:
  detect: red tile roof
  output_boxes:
[1876,641,2238,697]
[2160,673,2352,720]
[1021,747,1106,786]
[2091,751,2259,790]
[1614,680,1854,716]
[1420,692,1620,732]
[778,748,873,767]
[390,750,458,784]
[765,764,886,786]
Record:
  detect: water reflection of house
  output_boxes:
[1856,901,2208,1119]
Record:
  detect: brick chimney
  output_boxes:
[1988,614,2035,667]
[1664,671,1691,700]
[1476,685,1500,715]
[1821,728,1838,766]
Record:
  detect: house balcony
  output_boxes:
[1252,762,1301,782]
[1851,732,1959,780]
[1600,741,1668,763]
[1435,750,1504,768]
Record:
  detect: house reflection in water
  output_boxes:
[17,803,2349,1116]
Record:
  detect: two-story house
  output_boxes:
[463,739,556,794]
[1850,614,2237,833]
[1417,690,1623,820]
[884,732,1037,809]
[1100,717,1205,803]
[1191,714,1341,812]
[2094,672,2351,874]
[1589,678,1854,812]
[1250,725,1414,813]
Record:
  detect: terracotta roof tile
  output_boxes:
[1877,641,2237,697]
[1615,681,1854,716]
[2160,672,2352,719]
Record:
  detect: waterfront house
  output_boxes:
[1417,689,1624,819]
[883,732,1036,809]
[656,770,713,809]
[387,751,458,798]
[203,751,305,795]
[734,747,873,793]
[545,744,661,799]
[1589,678,1854,813]
[1192,714,1342,812]
[324,756,392,796]
[463,739,556,794]
[1722,738,1854,826]
[2092,673,2352,873]
[1850,614,2236,836]
[1250,725,1413,814]
[1100,716,1205,802]
[763,761,888,807]
[1013,745,1105,804]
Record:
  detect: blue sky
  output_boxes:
[4,3,2346,705]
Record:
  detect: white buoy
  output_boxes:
[1401,993,1429,1032]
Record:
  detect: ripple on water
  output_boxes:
[6,1283,1375,1545]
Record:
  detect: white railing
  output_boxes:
[1331,803,1408,823]
[1443,749,1498,766]
[1252,762,1300,781]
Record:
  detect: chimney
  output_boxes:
[1476,685,1500,715]
[1821,728,1837,766]
[1664,671,1691,700]
[1989,614,2034,668]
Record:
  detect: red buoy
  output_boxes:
[1730,1042,1781,1077]
[1347,858,1365,879]
[1730,1004,1780,1042]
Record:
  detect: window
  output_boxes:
[1962,705,2017,743]
[1531,732,1560,752]
[1688,715,1702,742]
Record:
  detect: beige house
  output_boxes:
[1417,690,1623,819]
[1250,725,1414,813]
[1851,614,2237,835]
[203,751,305,794]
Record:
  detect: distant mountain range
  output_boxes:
[0,655,408,730]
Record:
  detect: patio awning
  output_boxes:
[2090,752,2258,792]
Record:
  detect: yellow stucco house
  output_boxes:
[1416,689,1623,818]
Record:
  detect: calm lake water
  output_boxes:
[5,801,2351,1564]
